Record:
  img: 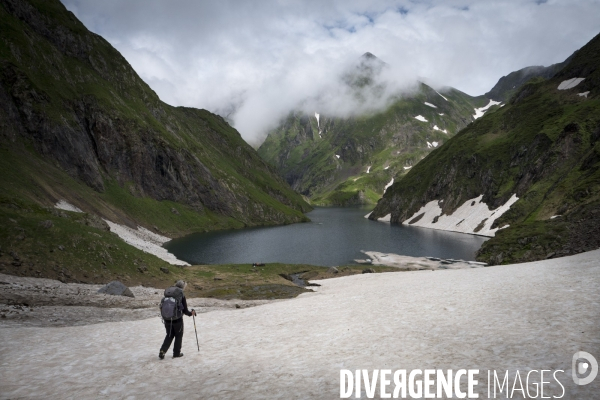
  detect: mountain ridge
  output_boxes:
[258,53,489,206]
[0,0,310,284]
[369,32,600,264]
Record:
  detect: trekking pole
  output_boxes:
[192,312,200,352]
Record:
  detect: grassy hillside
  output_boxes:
[0,0,312,284]
[370,32,600,264]
[259,81,487,206]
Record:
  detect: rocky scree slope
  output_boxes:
[370,32,600,265]
[0,0,310,283]
[258,54,488,206]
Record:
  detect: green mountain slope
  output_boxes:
[0,0,310,282]
[258,71,488,206]
[370,32,600,264]
[484,57,572,102]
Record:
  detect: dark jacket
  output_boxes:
[180,295,193,318]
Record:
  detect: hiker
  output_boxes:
[158,280,196,359]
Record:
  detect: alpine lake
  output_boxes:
[164,207,488,267]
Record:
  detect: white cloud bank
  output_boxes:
[62,0,600,145]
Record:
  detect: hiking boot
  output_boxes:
[159,350,165,360]
[173,353,184,358]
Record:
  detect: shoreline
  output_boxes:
[358,251,487,270]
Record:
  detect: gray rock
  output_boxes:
[39,220,54,229]
[160,267,170,274]
[362,268,375,274]
[327,266,339,274]
[97,281,134,298]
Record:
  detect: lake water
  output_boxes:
[164,207,488,266]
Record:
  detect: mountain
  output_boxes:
[369,32,600,264]
[0,0,310,282]
[258,54,490,206]
[484,56,573,102]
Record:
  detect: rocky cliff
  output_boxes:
[370,32,600,264]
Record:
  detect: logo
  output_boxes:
[572,351,598,386]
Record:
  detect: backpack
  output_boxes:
[160,286,184,321]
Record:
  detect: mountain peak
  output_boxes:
[361,52,377,60]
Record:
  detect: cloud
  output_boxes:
[62,0,600,145]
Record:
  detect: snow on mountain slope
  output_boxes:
[403,194,519,237]
[433,125,448,134]
[383,178,394,193]
[436,90,449,101]
[473,99,501,119]
[557,77,584,90]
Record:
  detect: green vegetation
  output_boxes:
[258,82,487,206]
[0,192,399,299]
[371,32,600,264]
[0,0,312,285]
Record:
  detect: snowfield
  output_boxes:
[402,194,518,237]
[54,200,188,266]
[383,178,394,193]
[433,125,448,134]
[473,99,501,120]
[558,78,584,90]
[55,200,83,213]
[1,250,598,398]
[414,115,428,122]
[435,90,448,101]
[103,220,189,266]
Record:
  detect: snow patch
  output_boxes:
[403,194,519,237]
[378,213,391,222]
[364,212,372,219]
[438,113,444,116]
[335,154,340,159]
[578,91,590,98]
[427,141,438,148]
[414,115,428,122]
[104,220,189,266]
[366,166,371,174]
[433,125,448,134]
[435,90,448,101]
[403,166,412,170]
[384,166,390,170]
[550,215,562,219]
[383,178,394,193]
[473,99,501,120]
[424,102,437,108]
[55,200,83,213]
[557,78,584,90]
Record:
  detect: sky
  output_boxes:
[61,0,600,146]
